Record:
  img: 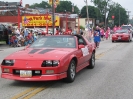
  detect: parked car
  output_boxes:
[1,34,96,83]
[0,24,8,44]
[112,29,132,42]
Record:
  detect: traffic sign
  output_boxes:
[49,0,60,5]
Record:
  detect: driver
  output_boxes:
[66,38,75,47]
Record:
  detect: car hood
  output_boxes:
[5,48,76,60]
[114,33,129,36]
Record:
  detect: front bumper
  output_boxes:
[112,37,129,41]
[1,72,67,81]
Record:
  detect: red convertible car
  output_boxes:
[1,35,96,83]
[112,29,132,42]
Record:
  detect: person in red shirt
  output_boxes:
[10,34,17,47]
[113,25,117,33]
[67,27,72,35]
[55,28,59,35]
[117,26,121,30]
[100,27,105,41]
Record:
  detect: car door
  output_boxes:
[76,35,90,66]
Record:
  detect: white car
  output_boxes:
[121,25,133,36]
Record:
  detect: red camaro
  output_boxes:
[1,35,96,83]
[112,29,132,42]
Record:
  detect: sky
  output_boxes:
[3,0,133,19]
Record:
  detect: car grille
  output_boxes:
[13,70,42,76]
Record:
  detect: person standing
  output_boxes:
[107,27,111,39]
[100,27,105,41]
[105,29,109,40]
[93,26,101,48]
[113,25,117,33]
[24,28,28,38]
[73,26,77,35]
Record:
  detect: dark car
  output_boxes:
[0,24,8,44]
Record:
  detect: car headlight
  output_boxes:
[41,60,59,67]
[1,60,15,66]
[124,35,129,37]
[112,35,116,37]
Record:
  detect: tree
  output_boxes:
[108,3,128,26]
[81,6,95,18]
[55,1,79,14]
[81,6,102,21]
[91,0,128,28]
[29,1,51,9]
[91,0,114,28]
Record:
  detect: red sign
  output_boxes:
[112,15,115,19]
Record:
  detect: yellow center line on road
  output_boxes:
[11,87,37,99]
[22,85,50,99]
[95,43,121,59]
[96,52,105,59]
[10,83,51,99]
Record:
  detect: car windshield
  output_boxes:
[121,26,132,29]
[30,36,76,48]
[115,30,128,33]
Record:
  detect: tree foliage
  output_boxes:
[91,0,112,15]
[108,3,128,26]
[55,1,79,14]
[91,0,128,27]
[30,1,51,9]
[81,6,97,18]
[29,1,79,14]
[80,5,103,25]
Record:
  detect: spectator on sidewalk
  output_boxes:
[93,26,101,48]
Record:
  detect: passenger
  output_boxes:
[66,38,75,47]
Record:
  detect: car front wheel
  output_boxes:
[87,52,95,69]
[64,60,76,83]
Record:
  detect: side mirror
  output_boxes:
[78,45,85,49]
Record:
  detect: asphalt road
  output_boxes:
[0,39,133,99]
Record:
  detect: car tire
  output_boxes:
[87,52,95,69]
[112,40,114,42]
[64,60,76,83]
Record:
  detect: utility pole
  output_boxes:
[119,8,120,26]
[52,0,55,35]
[85,0,89,28]
[127,11,131,24]
[104,5,107,30]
